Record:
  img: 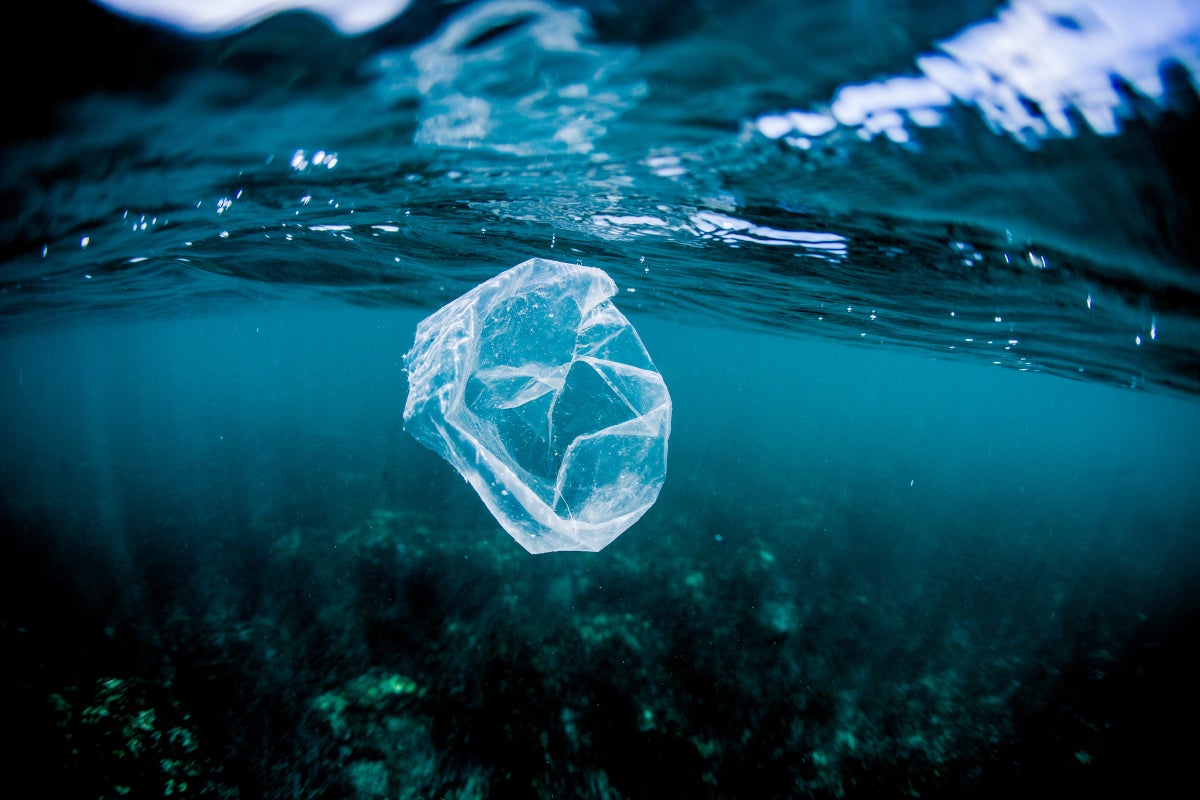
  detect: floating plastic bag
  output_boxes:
[403,258,671,553]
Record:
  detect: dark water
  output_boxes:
[3,1,1200,797]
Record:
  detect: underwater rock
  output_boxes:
[404,257,671,553]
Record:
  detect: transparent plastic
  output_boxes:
[404,258,671,553]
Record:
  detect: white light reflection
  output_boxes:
[691,211,847,256]
[589,209,848,259]
[754,0,1200,146]
[291,150,338,172]
[94,0,411,35]
[646,154,686,178]
[594,215,669,230]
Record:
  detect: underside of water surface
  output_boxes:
[3,1,1200,798]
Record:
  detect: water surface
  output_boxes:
[3,1,1199,797]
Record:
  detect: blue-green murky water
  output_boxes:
[3,1,1199,797]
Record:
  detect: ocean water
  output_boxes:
[3,1,1199,797]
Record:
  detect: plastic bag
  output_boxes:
[403,258,671,553]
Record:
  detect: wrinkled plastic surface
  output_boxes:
[403,258,671,553]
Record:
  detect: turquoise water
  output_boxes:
[3,1,1200,797]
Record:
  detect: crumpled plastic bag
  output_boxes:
[403,258,671,553]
